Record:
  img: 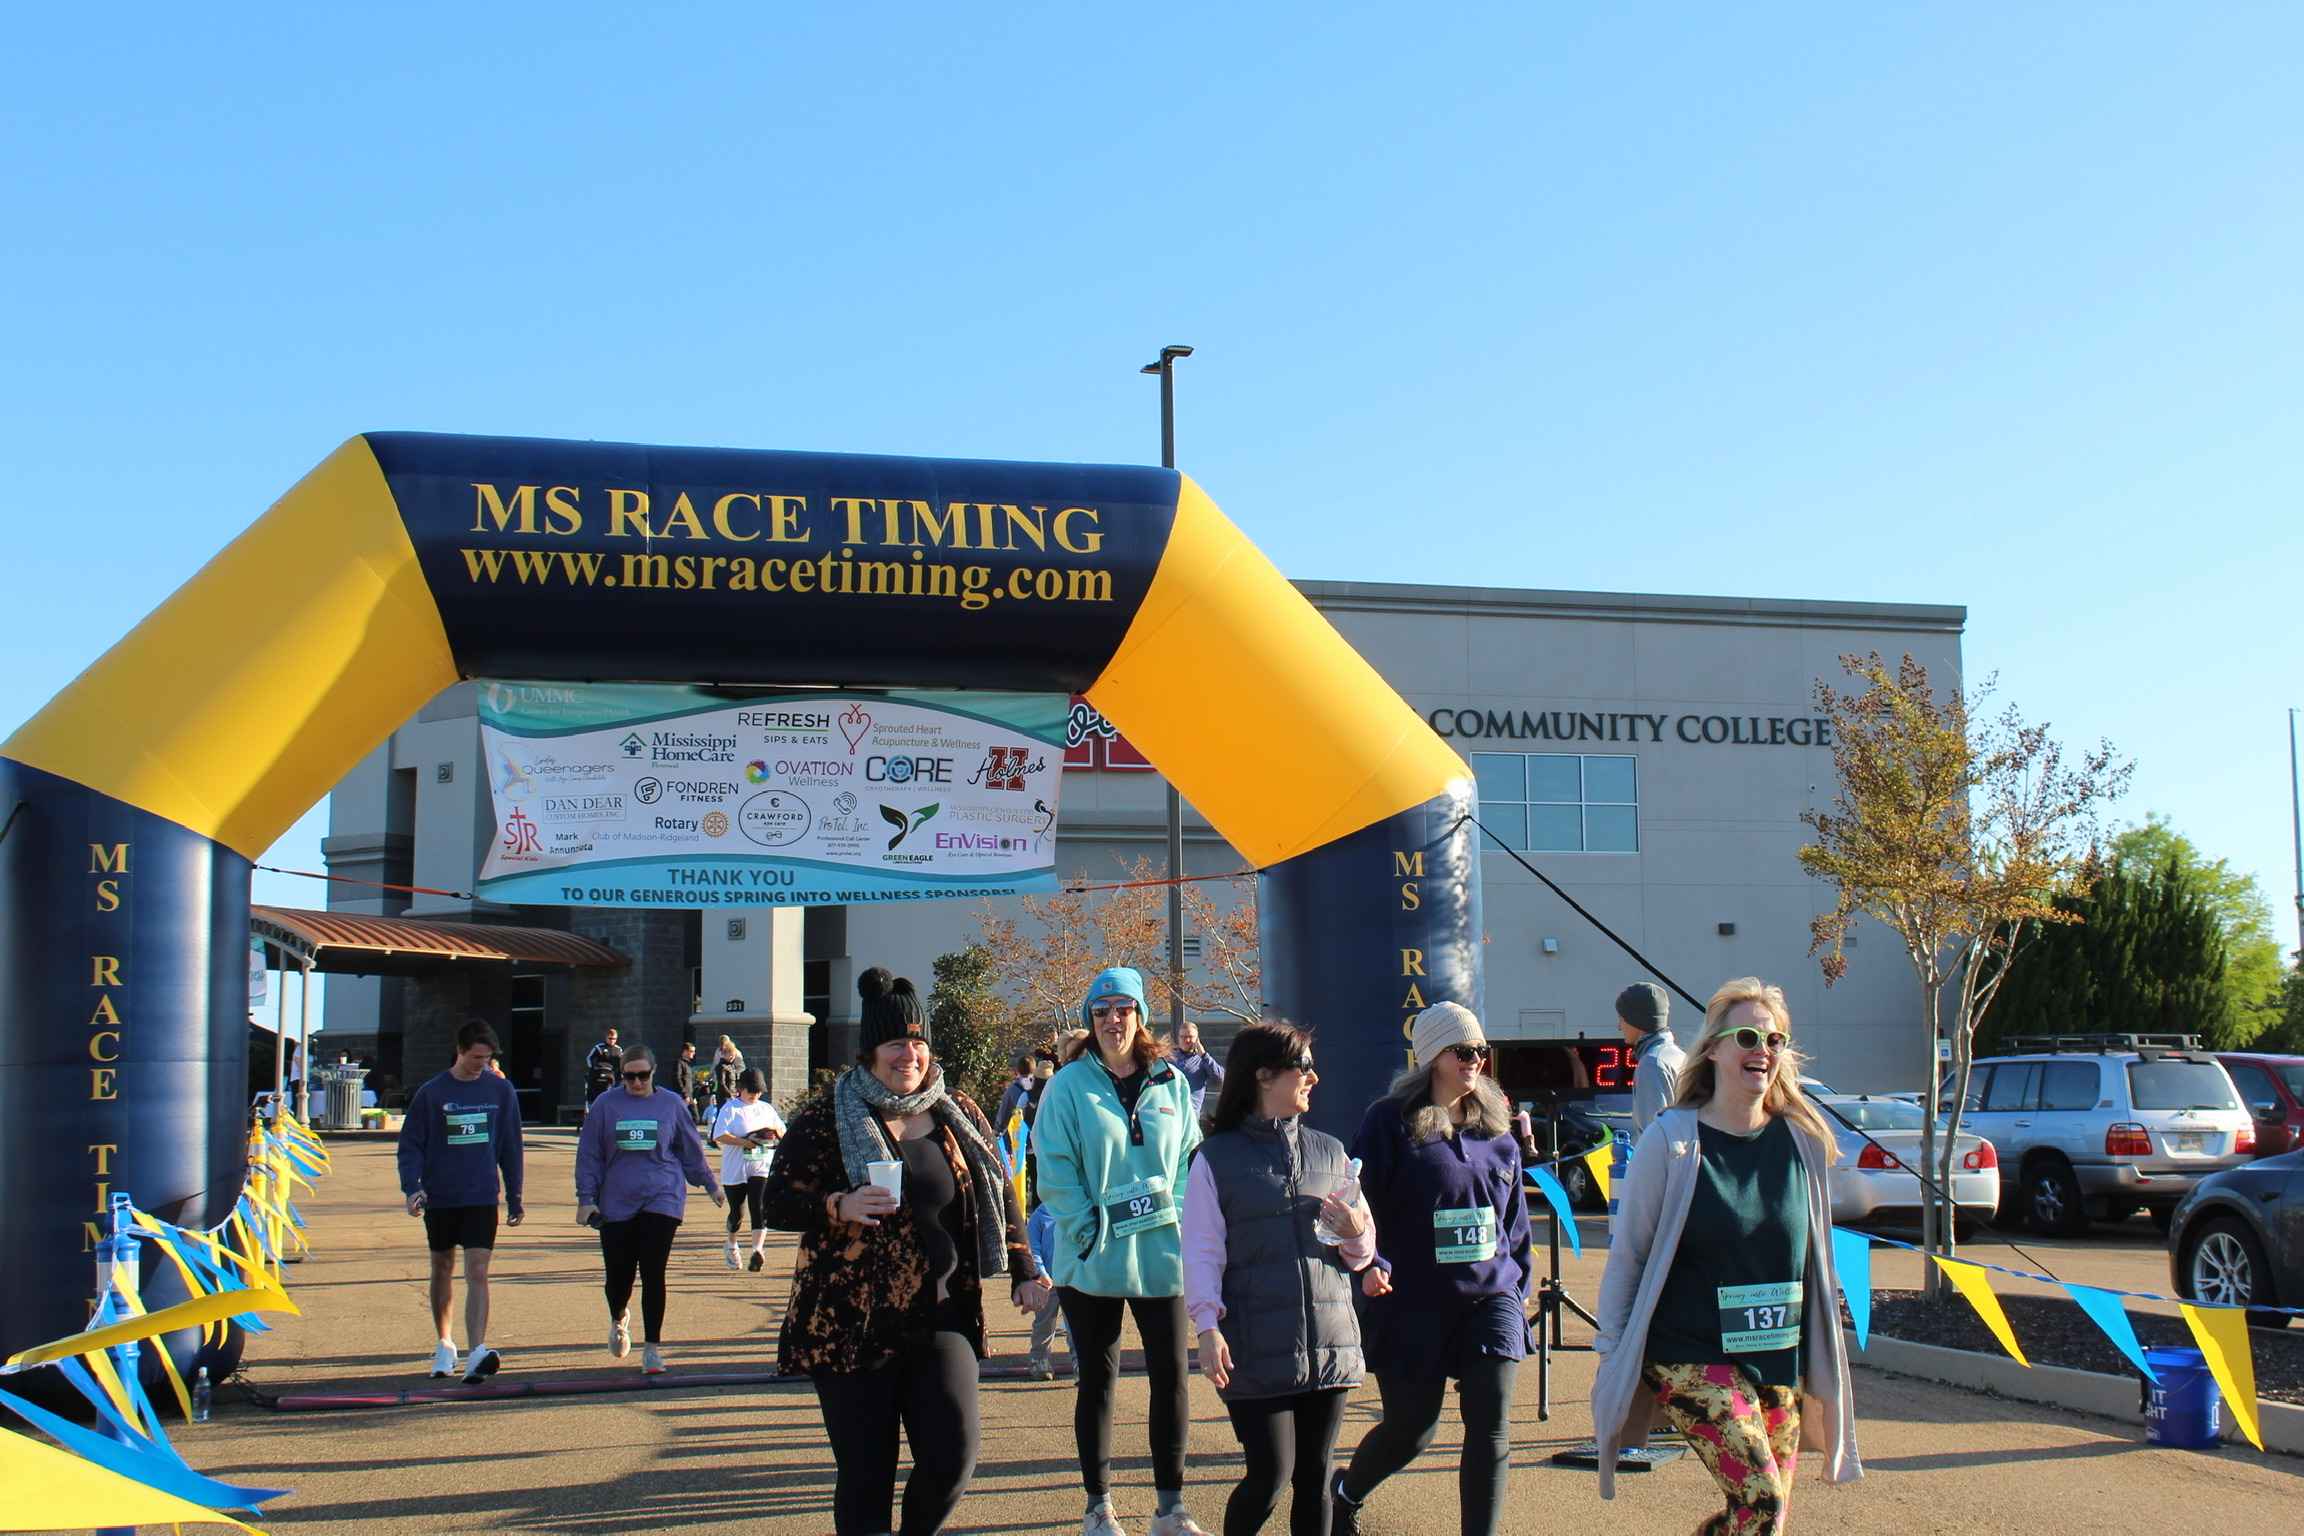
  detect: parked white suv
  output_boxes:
[1947,1036,2255,1236]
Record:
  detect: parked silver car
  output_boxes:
[1950,1037,2256,1235]
[1818,1094,1999,1237]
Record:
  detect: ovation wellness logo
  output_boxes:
[879,802,939,850]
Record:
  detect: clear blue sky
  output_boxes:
[5,4,2299,967]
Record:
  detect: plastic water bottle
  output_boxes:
[191,1367,212,1424]
[1316,1158,1364,1246]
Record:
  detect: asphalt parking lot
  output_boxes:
[141,1134,2296,1533]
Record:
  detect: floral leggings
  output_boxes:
[1642,1363,1801,1535]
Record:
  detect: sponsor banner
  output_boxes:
[476,683,1067,909]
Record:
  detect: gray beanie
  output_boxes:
[1616,983,1669,1034]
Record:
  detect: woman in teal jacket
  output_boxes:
[1034,966,1207,1536]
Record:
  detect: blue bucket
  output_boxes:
[2142,1346,2221,1449]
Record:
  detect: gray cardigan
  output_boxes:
[1590,1105,1862,1499]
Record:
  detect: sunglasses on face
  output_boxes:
[1284,1054,1317,1073]
[621,1069,654,1081]
[1446,1044,1491,1065]
[1727,1028,1789,1053]
[1091,1003,1138,1019]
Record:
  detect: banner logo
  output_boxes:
[839,704,872,754]
[501,807,542,857]
[880,802,939,850]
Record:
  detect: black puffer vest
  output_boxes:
[1198,1115,1364,1401]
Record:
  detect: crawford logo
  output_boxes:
[701,811,730,838]
[741,791,812,848]
[635,777,664,805]
[619,732,647,758]
[968,746,1046,791]
[500,807,542,858]
[879,802,939,850]
[746,760,771,784]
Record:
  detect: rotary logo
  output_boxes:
[746,760,771,784]
[702,811,730,838]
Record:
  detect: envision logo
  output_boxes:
[878,802,940,850]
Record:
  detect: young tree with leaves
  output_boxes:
[1799,653,2129,1292]
[925,944,1010,1106]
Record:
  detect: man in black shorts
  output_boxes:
[397,1020,525,1382]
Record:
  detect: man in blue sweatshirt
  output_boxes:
[397,1020,525,1383]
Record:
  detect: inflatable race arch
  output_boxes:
[0,432,1482,1373]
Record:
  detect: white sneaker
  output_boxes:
[641,1342,667,1375]
[428,1340,459,1379]
[1147,1513,1206,1536]
[724,1238,740,1270]
[462,1346,502,1385]
[608,1311,631,1359]
[1082,1504,1128,1536]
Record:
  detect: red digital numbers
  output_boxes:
[1585,1045,1637,1090]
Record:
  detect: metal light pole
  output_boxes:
[2289,707,2302,954]
[1141,344,1193,1041]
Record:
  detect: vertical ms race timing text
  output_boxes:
[457,482,1120,612]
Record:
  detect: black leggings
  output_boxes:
[1058,1288,1190,1497]
[1225,1387,1349,1536]
[813,1330,981,1536]
[1340,1358,1519,1536]
[598,1211,680,1343]
[724,1177,768,1233]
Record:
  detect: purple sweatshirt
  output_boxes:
[575,1085,715,1222]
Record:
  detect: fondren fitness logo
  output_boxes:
[878,802,939,850]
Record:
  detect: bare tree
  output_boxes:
[1799,653,2129,1295]
[975,856,1261,1047]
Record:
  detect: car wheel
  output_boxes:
[2184,1219,2287,1327]
[2025,1159,2089,1237]
[1559,1160,1596,1210]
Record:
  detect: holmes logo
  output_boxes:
[878,802,939,851]
[619,732,647,759]
[968,746,1045,791]
[501,808,542,857]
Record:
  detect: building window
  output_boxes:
[803,960,831,1026]
[1471,752,1638,854]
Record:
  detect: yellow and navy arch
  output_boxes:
[0,432,1481,1370]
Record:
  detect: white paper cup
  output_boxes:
[866,1159,904,1199]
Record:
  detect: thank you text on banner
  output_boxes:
[476,683,1068,909]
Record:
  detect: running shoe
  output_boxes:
[747,1247,765,1272]
[428,1340,459,1379]
[1026,1354,1053,1380]
[1147,1511,1206,1536]
[1081,1503,1127,1536]
[462,1347,502,1385]
[1328,1474,1362,1536]
[641,1342,667,1375]
[608,1311,631,1359]
[724,1238,740,1270]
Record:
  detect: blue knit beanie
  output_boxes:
[1080,966,1149,1029]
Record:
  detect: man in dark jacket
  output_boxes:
[584,1027,623,1102]
[671,1040,699,1116]
[398,1020,525,1384]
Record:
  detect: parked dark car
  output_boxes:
[2168,1148,2304,1328]
[2215,1053,2304,1157]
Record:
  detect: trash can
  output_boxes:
[2142,1345,2221,1449]
[322,1063,368,1131]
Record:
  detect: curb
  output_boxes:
[1849,1330,2304,1457]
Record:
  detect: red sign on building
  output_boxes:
[1063,696,1154,772]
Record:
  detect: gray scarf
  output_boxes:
[833,1063,1012,1282]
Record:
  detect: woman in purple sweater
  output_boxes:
[1331,1003,1533,1536]
[575,1043,724,1373]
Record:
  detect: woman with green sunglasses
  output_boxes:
[1590,977,1862,1531]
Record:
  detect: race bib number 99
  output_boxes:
[1102,1175,1177,1239]
[615,1119,661,1154]
[1717,1281,1804,1353]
